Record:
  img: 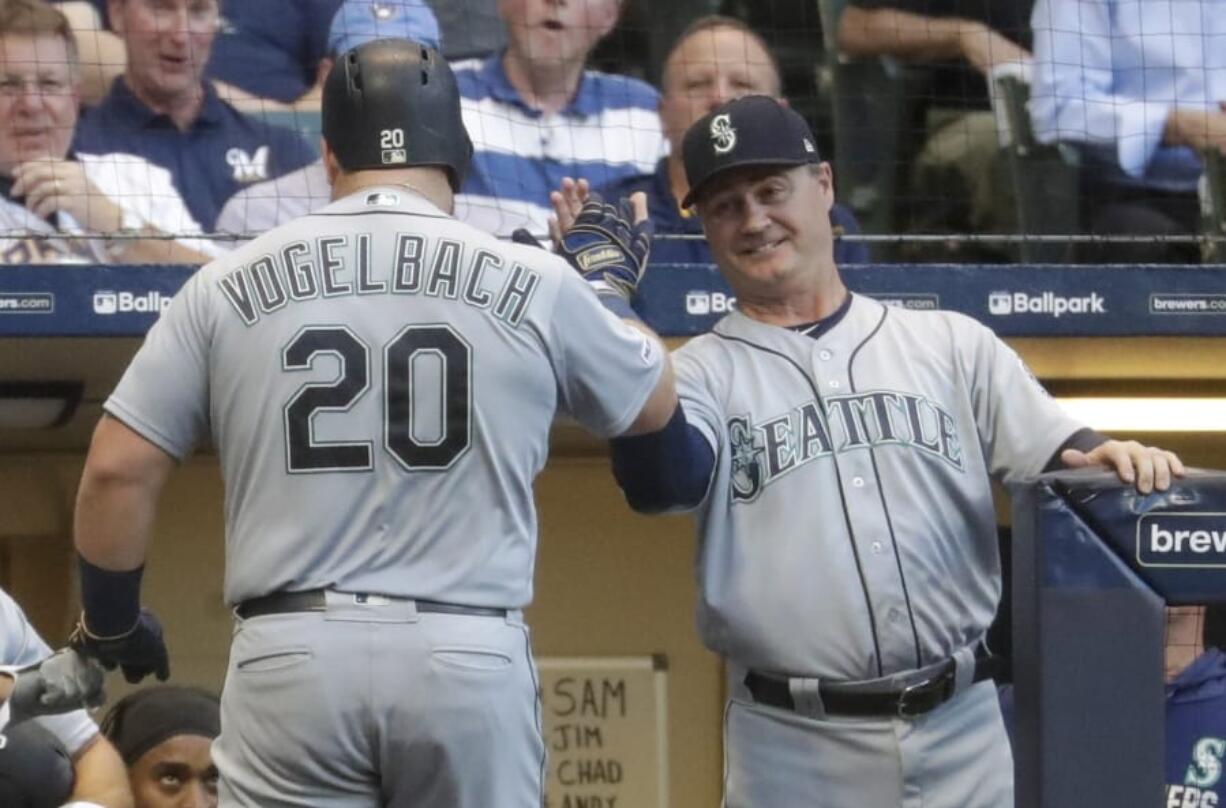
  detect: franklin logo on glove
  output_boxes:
[576,245,623,271]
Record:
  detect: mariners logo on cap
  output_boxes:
[710,114,736,155]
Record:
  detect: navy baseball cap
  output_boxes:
[681,94,821,208]
[328,1,442,55]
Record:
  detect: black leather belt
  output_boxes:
[744,652,1002,719]
[235,589,508,620]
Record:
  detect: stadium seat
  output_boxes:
[815,0,929,255]
[1200,149,1226,263]
[255,108,323,157]
[994,74,1080,263]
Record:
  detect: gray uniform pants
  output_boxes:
[722,679,1013,807]
[214,596,545,807]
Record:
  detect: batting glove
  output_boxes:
[5,649,106,725]
[556,195,653,301]
[69,609,170,684]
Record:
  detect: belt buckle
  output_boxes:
[896,672,950,719]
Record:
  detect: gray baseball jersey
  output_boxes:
[0,587,98,755]
[675,294,1083,679]
[106,185,663,608]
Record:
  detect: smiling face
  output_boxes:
[660,25,780,152]
[129,734,218,808]
[498,0,620,68]
[108,0,218,109]
[0,32,77,176]
[696,163,836,298]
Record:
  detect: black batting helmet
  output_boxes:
[322,38,473,191]
[0,721,75,808]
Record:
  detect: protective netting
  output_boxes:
[0,0,1223,264]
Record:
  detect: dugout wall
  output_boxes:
[1012,469,1226,808]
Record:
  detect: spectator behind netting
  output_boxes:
[204,0,344,109]
[213,0,442,238]
[1029,0,1226,264]
[100,685,220,808]
[54,0,342,111]
[1164,605,1226,808]
[592,14,867,318]
[451,0,664,238]
[0,0,220,264]
[56,0,502,106]
[428,0,505,60]
[70,0,318,233]
[837,0,1032,259]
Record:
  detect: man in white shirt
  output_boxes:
[0,0,221,264]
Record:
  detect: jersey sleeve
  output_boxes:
[959,316,1084,484]
[0,590,98,755]
[546,268,665,437]
[668,345,725,507]
[104,274,212,461]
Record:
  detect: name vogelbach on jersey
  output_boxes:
[216,227,543,329]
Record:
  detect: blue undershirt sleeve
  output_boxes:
[610,403,715,513]
[1043,427,1109,473]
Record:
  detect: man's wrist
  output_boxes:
[104,207,148,261]
[1164,108,1197,149]
[78,555,144,637]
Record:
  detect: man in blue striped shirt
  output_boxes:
[452,0,664,238]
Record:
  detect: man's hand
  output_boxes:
[548,176,592,248]
[6,649,106,725]
[555,192,653,301]
[1164,108,1226,155]
[1061,440,1186,494]
[10,158,124,233]
[69,609,170,685]
[958,22,1030,75]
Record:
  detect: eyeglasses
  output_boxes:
[0,75,73,98]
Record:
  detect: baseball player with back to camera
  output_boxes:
[65,37,675,808]
[552,94,1187,807]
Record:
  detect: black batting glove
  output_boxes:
[69,609,170,684]
[556,195,653,301]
